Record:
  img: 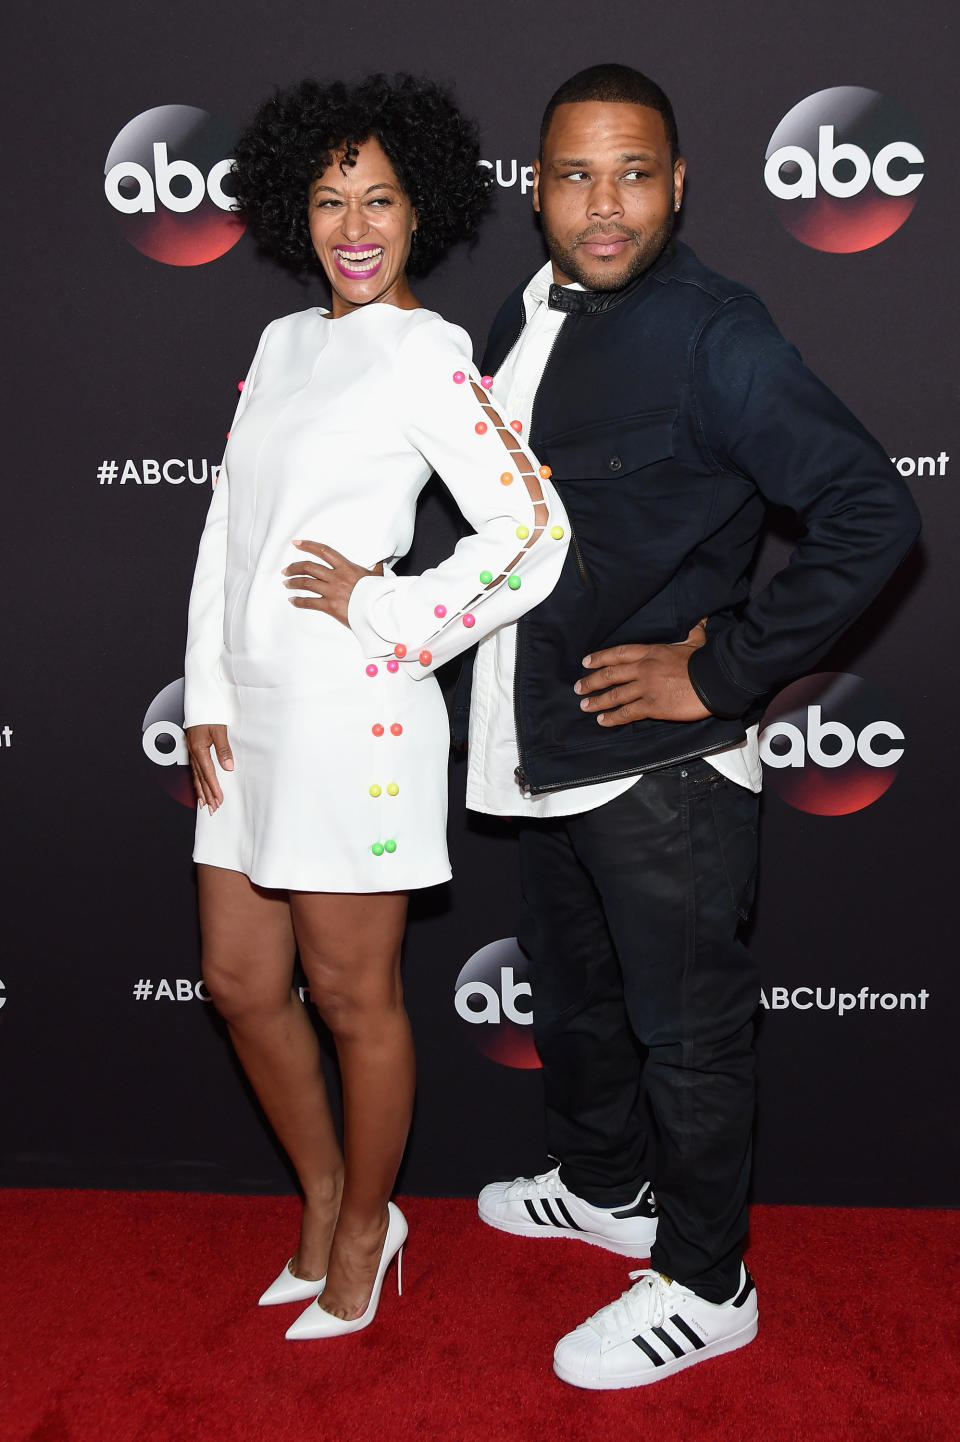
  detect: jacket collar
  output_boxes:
[546,240,677,315]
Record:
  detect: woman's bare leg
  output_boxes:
[198,864,344,1279]
[290,889,412,1319]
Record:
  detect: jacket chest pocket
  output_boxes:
[542,408,678,481]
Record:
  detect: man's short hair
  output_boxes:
[539,64,679,162]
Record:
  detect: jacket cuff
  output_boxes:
[687,644,756,719]
[347,573,393,658]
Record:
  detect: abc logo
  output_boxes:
[759,672,904,816]
[454,938,541,1070]
[764,87,924,252]
[104,105,245,266]
[142,678,195,807]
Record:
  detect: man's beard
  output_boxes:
[541,212,675,292]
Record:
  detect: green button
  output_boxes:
[479,570,493,584]
[508,575,522,590]
[384,839,397,853]
[371,842,385,856]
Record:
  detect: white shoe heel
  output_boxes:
[285,1202,407,1340]
[258,1258,327,1307]
[396,1244,404,1297]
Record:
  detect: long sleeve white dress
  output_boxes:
[184,302,568,892]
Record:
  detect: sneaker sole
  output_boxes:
[477,1205,656,1259]
[553,1316,758,1390]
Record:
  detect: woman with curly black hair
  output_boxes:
[183,73,567,1340]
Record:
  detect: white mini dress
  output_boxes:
[184,303,567,892]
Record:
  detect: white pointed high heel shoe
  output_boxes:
[258,1259,327,1307]
[285,1201,407,1339]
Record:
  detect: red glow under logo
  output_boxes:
[764,88,924,253]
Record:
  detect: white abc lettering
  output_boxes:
[105,160,156,213]
[817,126,871,198]
[142,720,188,766]
[119,459,141,484]
[153,143,205,212]
[856,720,905,766]
[105,144,235,216]
[195,980,212,1001]
[770,987,790,1009]
[499,967,533,1024]
[765,128,924,201]
[872,140,924,196]
[763,145,817,199]
[142,459,161,485]
[206,158,236,211]
[806,706,855,768]
[162,458,185,483]
[454,966,533,1025]
[155,979,175,1000]
[758,720,805,768]
[455,980,500,1024]
[791,987,814,1009]
[175,979,194,1000]
[760,707,903,769]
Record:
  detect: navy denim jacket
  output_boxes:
[467,242,920,795]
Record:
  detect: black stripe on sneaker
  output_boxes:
[540,1198,564,1227]
[554,1198,583,1231]
[632,1335,667,1366]
[651,1326,686,1358]
[611,1182,657,1220]
[733,1272,756,1309]
[669,1315,707,1350]
[524,1200,546,1225]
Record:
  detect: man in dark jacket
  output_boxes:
[469,64,920,1389]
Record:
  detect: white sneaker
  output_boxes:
[553,1264,758,1389]
[477,1166,657,1258]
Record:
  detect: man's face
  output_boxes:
[534,101,685,290]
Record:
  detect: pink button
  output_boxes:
[481,375,493,389]
[475,422,487,435]
[372,723,385,736]
[390,723,403,736]
[237,380,245,392]
[434,604,447,618]
[394,643,407,658]
[462,613,476,628]
[365,664,378,677]
[453,371,465,384]
[387,659,400,673]
[419,650,432,666]
[510,420,522,433]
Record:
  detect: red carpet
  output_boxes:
[2,1191,958,1442]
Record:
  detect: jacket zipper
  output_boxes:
[514,734,742,796]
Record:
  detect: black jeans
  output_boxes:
[518,757,760,1302]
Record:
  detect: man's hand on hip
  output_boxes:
[574,622,711,725]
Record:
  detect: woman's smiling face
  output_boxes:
[308,136,418,317]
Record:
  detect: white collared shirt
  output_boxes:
[466,262,761,818]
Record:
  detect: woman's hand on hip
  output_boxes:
[283,541,385,627]
[185,724,233,811]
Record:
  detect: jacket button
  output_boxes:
[609,455,622,470]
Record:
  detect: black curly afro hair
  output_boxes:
[233,72,493,278]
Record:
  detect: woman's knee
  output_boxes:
[201,951,290,1025]
[304,955,404,1039]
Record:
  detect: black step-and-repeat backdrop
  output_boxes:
[3,0,957,1205]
